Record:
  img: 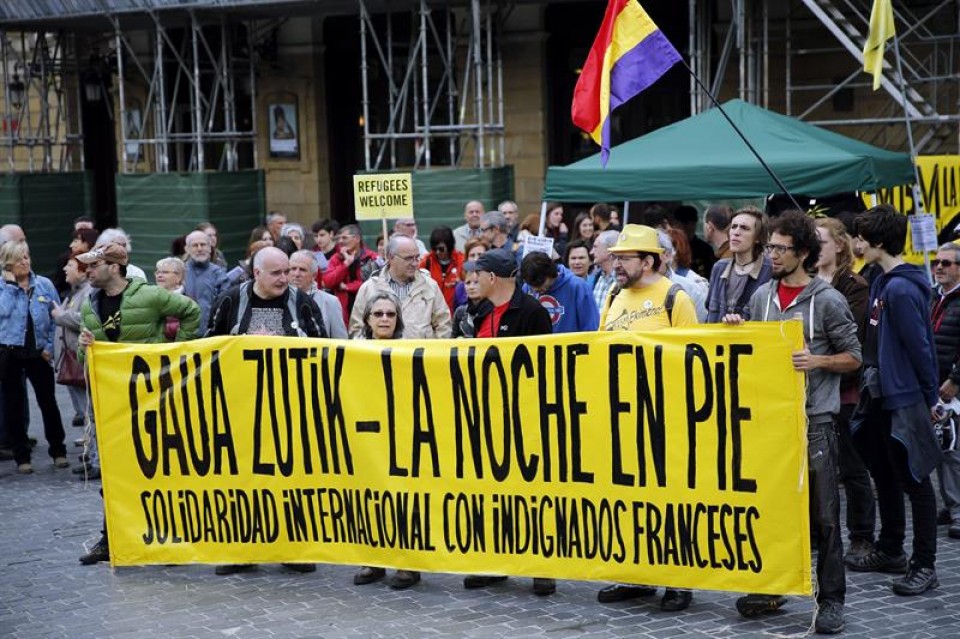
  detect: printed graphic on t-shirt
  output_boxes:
[102,310,121,333]
[247,307,286,336]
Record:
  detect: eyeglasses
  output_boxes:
[933,259,958,268]
[764,243,795,256]
[393,254,419,263]
[371,310,397,318]
[611,253,643,262]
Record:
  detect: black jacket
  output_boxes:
[473,286,552,337]
[206,283,326,338]
[931,284,960,385]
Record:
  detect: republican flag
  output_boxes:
[571,0,681,166]
[862,0,895,90]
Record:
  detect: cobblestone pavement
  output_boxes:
[2,386,960,639]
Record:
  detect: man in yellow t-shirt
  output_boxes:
[599,225,697,332]
[596,224,698,612]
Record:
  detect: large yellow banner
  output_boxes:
[89,323,810,595]
[868,155,960,263]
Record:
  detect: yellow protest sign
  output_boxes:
[89,324,810,595]
[353,173,413,220]
[866,155,960,262]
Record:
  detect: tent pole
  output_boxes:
[680,59,804,212]
[622,201,629,226]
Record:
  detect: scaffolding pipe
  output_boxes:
[359,2,372,171]
[115,20,129,172]
[190,12,205,171]
[155,18,169,172]
[472,0,485,168]
[420,0,431,167]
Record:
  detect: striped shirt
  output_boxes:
[593,270,617,318]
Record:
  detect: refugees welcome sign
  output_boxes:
[89,324,810,595]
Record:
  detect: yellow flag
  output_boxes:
[862,0,896,90]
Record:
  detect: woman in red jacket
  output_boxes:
[419,226,463,315]
[322,224,381,324]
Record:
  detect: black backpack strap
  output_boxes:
[665,282,682,326]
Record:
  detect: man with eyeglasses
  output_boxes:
[349,235,451,338]
[595,225,697,612]
[479,210,512,252]
[705,206,772,323]
[74,242,201,566]
[723,211,861,634]
[931,242,960,540]
[497,200,520,245]
[393,217,428,259]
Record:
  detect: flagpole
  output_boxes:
[892,33,933,280]
[680,59,806,213]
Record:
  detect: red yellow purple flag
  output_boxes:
[571,0,681,166]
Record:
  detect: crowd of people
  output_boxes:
[0,196,956,635]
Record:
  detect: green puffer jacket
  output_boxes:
[80,279,201,350]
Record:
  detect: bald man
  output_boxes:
[453,200,485,252]
[183,230,230,334]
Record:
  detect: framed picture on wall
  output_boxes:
[268,97,299,159]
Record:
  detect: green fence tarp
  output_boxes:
[116,170,265,277]
[544,99,915,202]
[0,172,92,275]
[358,166,514,246]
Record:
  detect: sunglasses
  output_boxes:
[371,310,397,318]
[932,259,957,268]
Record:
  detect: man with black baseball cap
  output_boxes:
[459,248,553,595]
[463,248,551,339]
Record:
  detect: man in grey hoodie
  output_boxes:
[724,211,861,635]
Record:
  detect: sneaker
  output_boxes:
[79,537,110,565]
[845,548,908,573]
[891,566,938,596]
[736,594,787,618]
[843,538,874,565]
[815,599,844,634]
[54,457,70,468]
[17,463,33,474]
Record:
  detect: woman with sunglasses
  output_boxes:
[351,291,422,589]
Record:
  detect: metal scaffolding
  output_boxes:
[112,11,260,173]
[688,0,958,155]
[358,0,505,171]
[0,30,83,172]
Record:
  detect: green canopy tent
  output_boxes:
[543,99,914,203]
